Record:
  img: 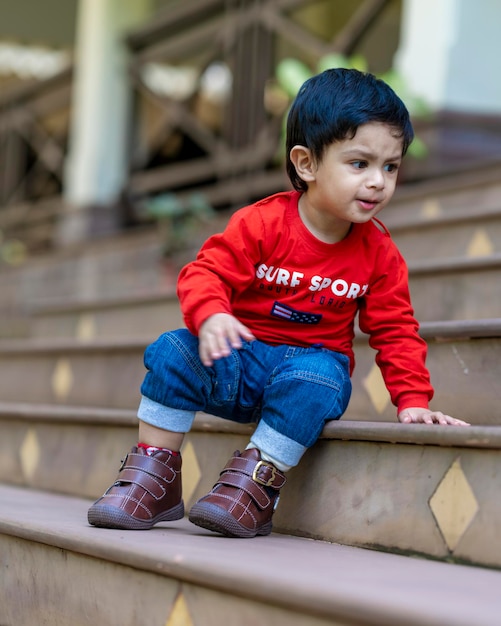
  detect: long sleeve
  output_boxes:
[358,243,433,412]
[177,206,264,334]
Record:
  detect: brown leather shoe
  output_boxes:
[188,448,286,538]
[88,446,184,530]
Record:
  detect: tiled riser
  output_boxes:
[0,419,139,499]
[0,347,146,409]
[347,336,501,424]
[0,335,498,424]
[409,264,501,322]
[390,219,501,262]
[0,536,337,626]
[30,297,183,341]
[386,176,501,224]
[276,439,499,568]
[25,259,501,340]
[1,415,500,569]
[0,416,249,501]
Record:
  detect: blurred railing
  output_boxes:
[0,67,72,253]
[0,0,396,251]
[125,0,394,217]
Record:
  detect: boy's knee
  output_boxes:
[272,351,350,393]
[263,351,352,426]
[141,329,209,409]
[144,330,201,373]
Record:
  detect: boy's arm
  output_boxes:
[359,244,469,426]
[358,246,432,411]
[177,206,262,341]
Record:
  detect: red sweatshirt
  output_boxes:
[178,190,433,412]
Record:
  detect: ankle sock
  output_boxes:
[245,444,291,472]
[138,442,180,457]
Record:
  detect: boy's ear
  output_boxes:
[289,145,316,183]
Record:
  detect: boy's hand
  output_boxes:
[398,407,470,426]
[199,313,255,367]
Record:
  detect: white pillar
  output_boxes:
[396,0,501,114]
[61,0,152,242]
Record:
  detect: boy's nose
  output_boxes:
[366,168,385,189]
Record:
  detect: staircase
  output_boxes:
[2,164,501,625]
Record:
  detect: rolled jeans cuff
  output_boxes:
[250,420,307,470]
[137,395,195,433]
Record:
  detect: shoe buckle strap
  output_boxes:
[252,460,285,488]
[117,468,166,499]
[218,472,270,509]
[125,453,177,483]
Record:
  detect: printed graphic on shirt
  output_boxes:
[271,301,322,324]
[255,263,368,299]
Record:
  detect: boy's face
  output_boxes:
[292,122,404,242]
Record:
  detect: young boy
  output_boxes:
[88,68,469,538]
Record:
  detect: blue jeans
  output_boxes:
[139,329,351,469]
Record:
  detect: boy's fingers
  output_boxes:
[431,411,470,426]
[238,323,256,341]
[226,325,244,349]
[199,314,256,367]
[199,332,228,365]
[431,411,447,425]
[199,343,213,367]
[446,416,471,426]
[398,409,470,427]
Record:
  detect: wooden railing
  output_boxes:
[0,0,396,250]
[124,0,394,215]
[0,67,72,252]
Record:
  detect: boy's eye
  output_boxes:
[384,163,399,172]
[351,160,367,169]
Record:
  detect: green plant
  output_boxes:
[0,231,27,266]
[146,192,215,257]
[274,54,430,159]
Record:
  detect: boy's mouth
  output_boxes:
[357,198,379,211]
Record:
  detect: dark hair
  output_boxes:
[286,68,414,191]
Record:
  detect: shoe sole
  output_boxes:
[87,501,185,530]
[189,501,272,538]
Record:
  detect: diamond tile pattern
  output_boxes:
[76,313,96,341]
[421,198,442,219]
[20,428,40,481]
[165,592,194,626]
[429,457,479,552]
[363,363,390,414]
[51,358,74,401]
[181,440,201,505]
[467,228,494,257]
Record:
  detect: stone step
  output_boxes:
[2,484,501,626]
[28,289,182,340]
[24,249,501,343]
[386,205,501,262]
[21,252,501,342]
[0,337,147,409]
[2,165,501,332]
[2,198,501,341]
[347,318,501,424]
[389,161,501,219]
[385,163,501,262]
[408,253,501,321]
[0,228,169,327]
[0,319,498,424]
[1,401,501,569]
